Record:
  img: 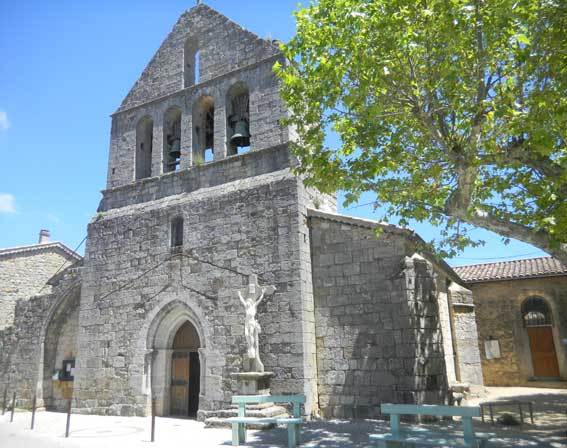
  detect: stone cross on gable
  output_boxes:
[237,274,276,372]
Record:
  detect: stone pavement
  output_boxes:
[1,387,566,448]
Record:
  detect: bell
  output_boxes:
[169,138,181,158]
[230,119,250,147]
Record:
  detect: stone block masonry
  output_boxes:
[74,170,323,416]
[309,211,449,419]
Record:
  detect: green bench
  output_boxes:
[226,394,305,448]
[370,404,490,447]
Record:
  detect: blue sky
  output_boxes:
[0,0,546,265]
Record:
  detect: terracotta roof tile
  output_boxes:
[454,256,567,283]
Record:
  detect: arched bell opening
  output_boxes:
[192,96,215,165]
[163,107,182,173]
[521,297,560,378]
[226,82,250,156]
[135,116,154,180]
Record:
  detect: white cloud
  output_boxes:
[0,111,10,131]
[47,213,62,224]
[0,193,16,214]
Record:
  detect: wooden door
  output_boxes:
[188,352,200,417]
[527,326,560,378]
[170,352,190,415]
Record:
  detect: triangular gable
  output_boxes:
[117,4,280,113]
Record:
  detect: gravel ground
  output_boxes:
[1,387,566,447]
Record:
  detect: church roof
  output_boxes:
[0,241,82,262]
[453,256,567,283]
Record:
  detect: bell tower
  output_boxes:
[77,3,335,418]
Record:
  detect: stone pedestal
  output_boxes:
[231,372,274,395]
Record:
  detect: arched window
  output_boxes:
[226,82,250,155]
[522,297,552,327]
[184,38,199,87]
[135,116,153,180]
[163,107,182,173]
[192,96,215,165]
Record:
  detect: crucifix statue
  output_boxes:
[237,274,276,372]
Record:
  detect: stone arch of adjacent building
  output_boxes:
[38,280,81,412]
[145,299,206,417]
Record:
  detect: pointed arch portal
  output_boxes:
[147,301,204,417]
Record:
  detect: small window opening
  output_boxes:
[226,83,251,156]
[171,217,184,248]
[164,107,182,173]
[59,359,75,381]
[194,51,200,84]
[192,96,215,165]
[135,116,153,180]
[522,297,552,327]
[184,38,199,88]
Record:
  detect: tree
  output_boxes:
[275,0,567,262]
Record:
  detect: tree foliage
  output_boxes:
[275,0,567,261]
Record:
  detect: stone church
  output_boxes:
[0,3,483,420]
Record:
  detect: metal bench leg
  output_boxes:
[231,423,239,446]
[288,423,297,448]
[295,423,301,445]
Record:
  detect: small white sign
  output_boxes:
[485,339,501,360]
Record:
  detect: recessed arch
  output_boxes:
[521,296,552,327]
[146,300,205,417]
[226,81,250,155]
[135,116,154,180]
[192,96,215,165]
[41,281,81,411]
[163,106,182,173]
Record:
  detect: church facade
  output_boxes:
[0,4,482,420]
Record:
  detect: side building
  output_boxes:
[455,257,567,387]
[0,231,82,409]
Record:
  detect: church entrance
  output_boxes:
[169,321,200,417]
[522,297,560,378]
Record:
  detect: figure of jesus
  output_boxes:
[237,274,276,372]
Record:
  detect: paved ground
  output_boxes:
[1,387,566,447]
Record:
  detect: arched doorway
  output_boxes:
[170,321,200,417]
[146,301,205,418]
[522,297,560,378]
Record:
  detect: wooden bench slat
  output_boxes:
[227,417,277,424]
[381,403,481,418]
[276,418,303,424]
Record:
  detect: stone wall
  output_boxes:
[309,212,449,418]
[469,276,567,385]
[0,267,81,410]
[448,282,483,386]
[0,247,74,330]
[107,5,289,189]
[118,4,280,113]
[74,170,327,417]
